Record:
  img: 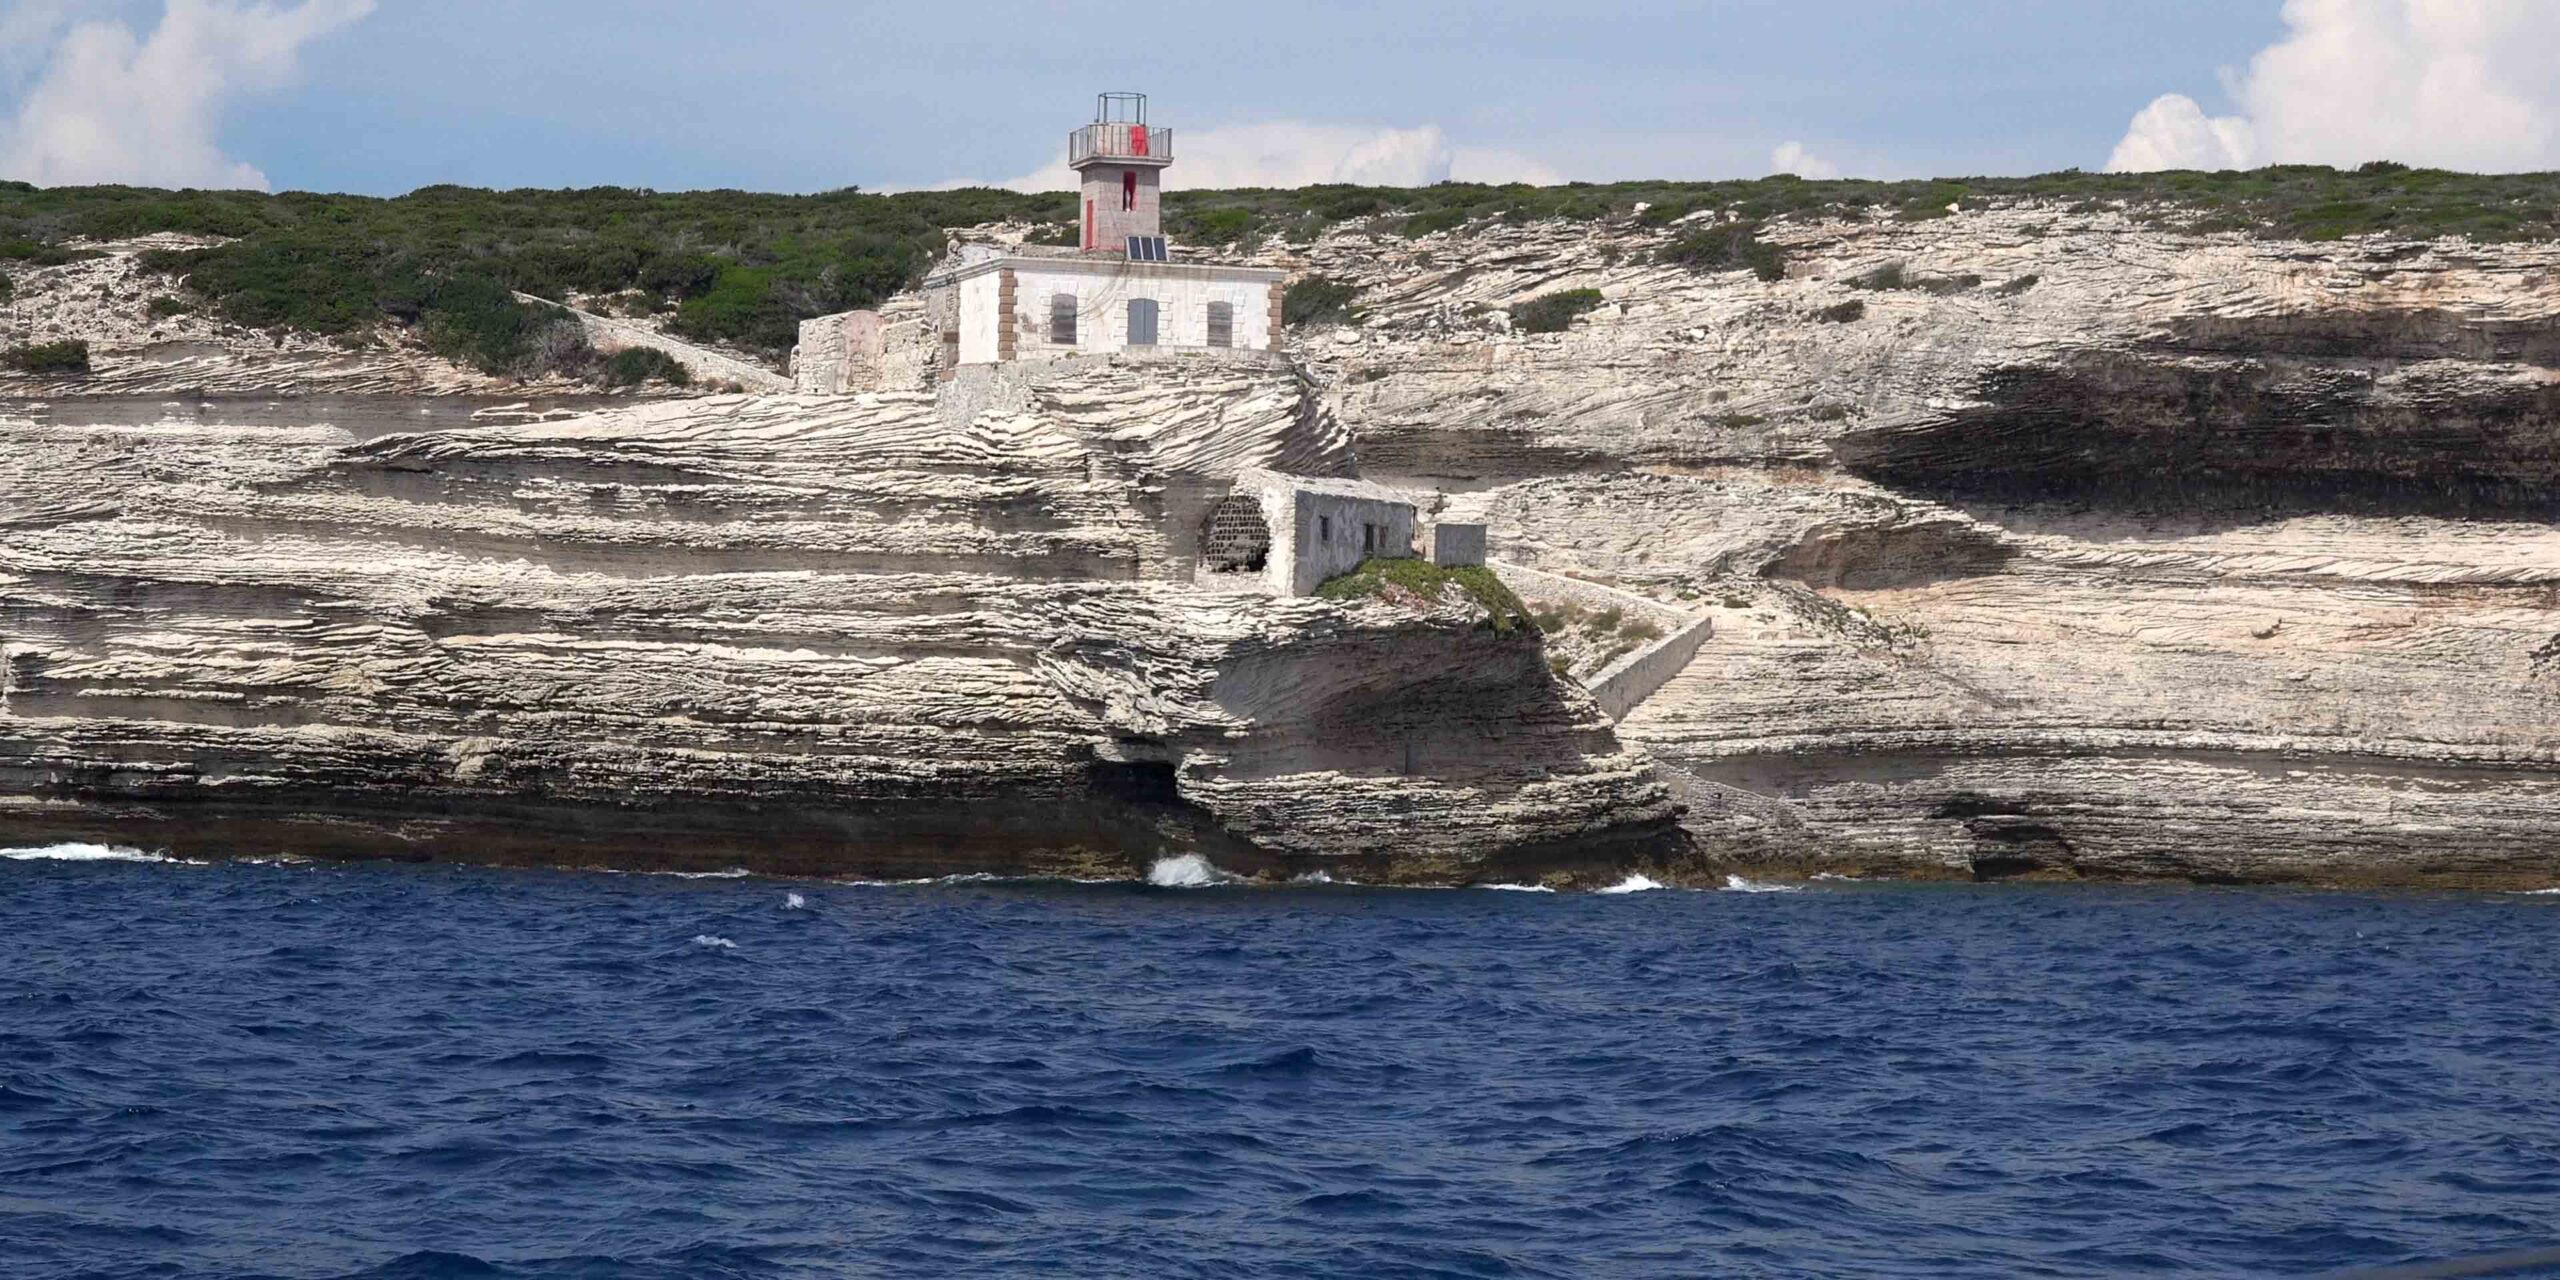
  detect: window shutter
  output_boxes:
[1206,301,1233,347]
[1050,293,1077,345]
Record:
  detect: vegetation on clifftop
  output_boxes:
[1316,558,1531,634]
[3,163,2554,366]
[3,339,90,374]
[1510,289,1607,334]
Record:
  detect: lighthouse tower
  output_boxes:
[1070,92,1172,256]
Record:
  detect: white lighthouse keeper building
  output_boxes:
[923,93,1288,369]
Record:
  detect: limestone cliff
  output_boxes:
[11,201,2560,889]
[1232,205,2560,887]
[0,360,1679,881]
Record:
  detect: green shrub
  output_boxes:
[0,274,11,304]
[1283,275,1360,327]
[1397,206,1474,238]
[4,339,90,374]
[0,239,100,266]
[601,345,692,388]
[1916,272,1981,295]
[1313,557,1531,633]
[145,294,191,317]
[1510,288,1606,334]
[1660,219,1785,281]
[1818,298,1865,323]
[1183,207,1254,244]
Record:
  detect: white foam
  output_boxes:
[783,892,806,910]
[663,868,751,880]
[1595,873,1669,895]
[1724,875,1804,893]
[1,842,170,864]
[1290,870,1335,885]
[2513,888,2560,895]
[1477,882,1556,893]
[691,934,737,950]
[1145,854,1236,888]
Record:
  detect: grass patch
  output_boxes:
[1510,288,1605,334]
[1283,275,1360,327]
[1314,557,1531,633]
[1660,219,1785,280]
[145,294,191,317]
[601,345,693,388]
[3,339,90,374]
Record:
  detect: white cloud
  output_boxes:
[2109,0,2560,172]
[0,2,87,93]
[1768,140,1840,179]
[1,0,375,190]
[944,120,1562,192]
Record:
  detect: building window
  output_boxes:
[1127,297,1159,346]
[1206,301,1232,348]
[1363,522,1378,555]
[1050,293,1077,345]
[1318,515,1332,543]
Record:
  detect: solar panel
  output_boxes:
[1124,235,1167,262]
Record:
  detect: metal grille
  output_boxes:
[1205,301,1233,347]
[1201,494,1270,572]
[1049,293,1077,345]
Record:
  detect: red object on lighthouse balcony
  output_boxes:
[1129,124,1149,157]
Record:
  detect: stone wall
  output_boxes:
[1587,615,1717,722]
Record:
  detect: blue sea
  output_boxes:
[4,846,2557,1280]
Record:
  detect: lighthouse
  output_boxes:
[886,92,1284,376]
[1070,92,1173,258]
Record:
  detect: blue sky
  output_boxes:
[10,2,2555,196]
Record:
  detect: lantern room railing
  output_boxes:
[1069,122,1173,166]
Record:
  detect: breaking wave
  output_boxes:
[1476,882,1556,893]
[1594,873,1669,895]
[691,935,738,950]
[783,892,807,910]
[1145,854,1236,888]
[1724,875,1804,893]
[1,843,171,863]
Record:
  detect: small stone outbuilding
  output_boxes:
[1201,469,1423,595]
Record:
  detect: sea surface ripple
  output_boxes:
[4,853,2557,1279]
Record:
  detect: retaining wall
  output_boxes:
[1490,560,1713,722]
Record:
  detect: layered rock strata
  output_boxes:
[1243,206,2560,887]
[0,361,1682,881]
